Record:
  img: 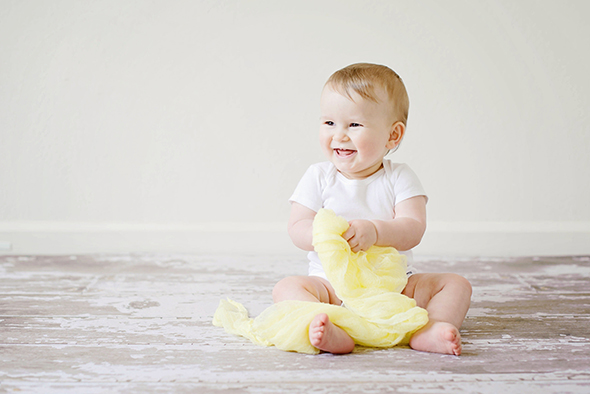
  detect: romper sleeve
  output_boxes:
[391,163,428,205]
[288,164,325,213]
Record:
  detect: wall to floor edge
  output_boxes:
[1,222,589,257]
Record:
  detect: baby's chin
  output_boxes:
[333,167,372,180]
[332,161,385,180]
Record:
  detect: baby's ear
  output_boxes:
[386,121,405,149]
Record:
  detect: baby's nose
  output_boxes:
[334,129,350,141]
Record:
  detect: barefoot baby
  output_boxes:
[273,63,472,355]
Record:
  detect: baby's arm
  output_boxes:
[372,195,427,251]
[287,202,316,251]
[344,195,427,253]
[289,196,426,253]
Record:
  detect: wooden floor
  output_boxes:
[0,253,589,393]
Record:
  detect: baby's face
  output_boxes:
[319,85,399,179]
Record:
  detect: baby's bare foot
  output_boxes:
[309,313,355,354]
[409,321,462,356]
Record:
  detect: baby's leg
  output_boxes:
[272,276,354,354]
[402,273,472,356]
[272,275,340,304]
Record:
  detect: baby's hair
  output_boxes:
[325,63,410,126]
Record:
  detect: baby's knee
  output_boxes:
[272,276,303,302]
[447,274,472,298]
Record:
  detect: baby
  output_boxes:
[273,63,472,355]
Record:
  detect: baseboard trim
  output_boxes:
[427,221,590,233]
[1,221,589,256]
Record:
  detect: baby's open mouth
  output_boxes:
[334,148,356,158]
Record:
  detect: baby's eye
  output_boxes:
[324,121,335,126]
[350,123,362,127]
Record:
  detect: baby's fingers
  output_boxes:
[350,244,362,253]
[342,227,355,242]
[347,235,362,253]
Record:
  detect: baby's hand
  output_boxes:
[343,220,377,253]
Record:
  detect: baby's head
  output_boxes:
[319,63,410,179]
[324,63,409,130]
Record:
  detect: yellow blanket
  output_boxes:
[212,209,429,354]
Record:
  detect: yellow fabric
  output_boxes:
[213,209,429,354]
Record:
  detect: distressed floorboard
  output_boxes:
[1,254,589,393]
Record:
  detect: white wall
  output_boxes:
[1,0,589,256]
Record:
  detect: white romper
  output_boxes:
[289,159,427,280]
